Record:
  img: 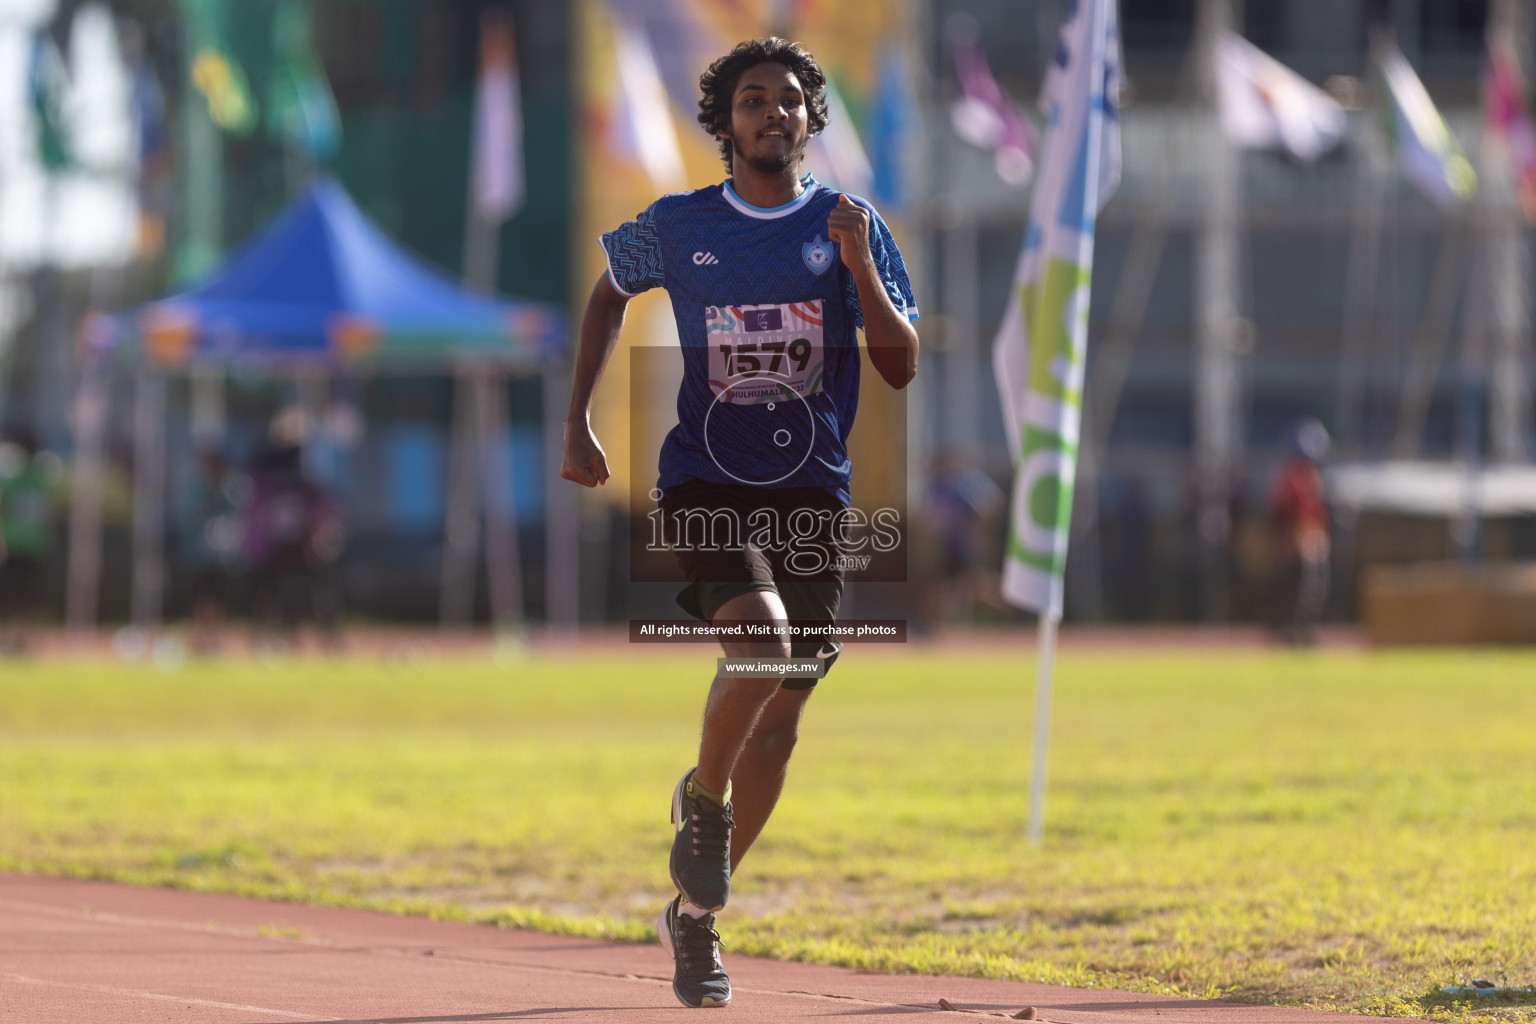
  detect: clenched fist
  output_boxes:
[561,419,610,488]
[826,194,873,272]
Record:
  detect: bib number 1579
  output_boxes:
[705,300,826,404]
[716,337,813,377]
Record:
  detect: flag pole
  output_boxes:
[1488,0,1533,462]
[1027,611,1059,845]
[1195,0,1241,624]
[991,0,1119,845]
[457,7,524,635]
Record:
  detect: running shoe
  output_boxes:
[669,767,733,912]
[657,895,731,1008]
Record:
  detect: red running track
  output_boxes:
[0,873,1422,1023]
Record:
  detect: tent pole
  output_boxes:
[295,368,326,447]
[543,364,578,629]
[190,366,225,448]
[66,362,108,637]
[502,377,525,625]
[131,366,167,631]
[478,371,523,631]
[440,371,480,626]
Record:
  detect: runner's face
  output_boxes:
[725,62,809,175]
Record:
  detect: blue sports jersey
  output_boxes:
[600,175,917,507]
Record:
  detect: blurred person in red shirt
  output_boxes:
[1268,419,1330,645]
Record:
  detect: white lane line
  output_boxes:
[0,971,340,1020]
[0,895,279,939]
[395,949,957,1015]
[0,890,333,939]
[0,895,957,1016]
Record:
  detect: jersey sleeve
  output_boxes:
[841,202,919,329]
[599,202,666,296]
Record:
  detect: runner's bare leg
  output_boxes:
[728,684,812,871]
[694,589,791,798]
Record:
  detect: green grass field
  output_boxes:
[1,647,1533,1021]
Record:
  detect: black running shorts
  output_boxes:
[659,479,846,689]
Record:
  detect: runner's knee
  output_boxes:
[720,636,793,662]
[716,638,792,695]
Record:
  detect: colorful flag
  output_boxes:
[267,0,342,165]
[804,75,873,197]
[470,8,524,221]
[57,2,141,268]
[950,37,1037,186]
[1485,31,1536,223]
[190,47,257,135]
[63,4,136,174]
[869,43,914,210]
[29,32,72,170]
[1377,39,1474,207]
[612,19,686,191]
[606,0,709,115]
[1217,32,1344,162]
[992,0,1121,616]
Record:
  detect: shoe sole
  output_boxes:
[670,771,726,912]
[657,902,730,1008]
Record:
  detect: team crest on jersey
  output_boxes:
[802,235,835,276]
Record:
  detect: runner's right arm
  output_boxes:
[561,273,632,487]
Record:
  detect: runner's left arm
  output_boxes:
[561,273,632,488]
[828,195,918,390]
[563,203,668,487]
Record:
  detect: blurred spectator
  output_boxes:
[1268,419,1331,645]
[178,449,249,656]
[247,410,343,649]
[0,431,62,654]
[920,451,1003,628]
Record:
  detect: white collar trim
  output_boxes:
[721,176,822,219]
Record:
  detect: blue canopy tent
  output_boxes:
[123,177,562,369]
[71,179,566,634]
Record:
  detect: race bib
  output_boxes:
[705,300,825,405]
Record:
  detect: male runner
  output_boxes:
[562,37,918,1008]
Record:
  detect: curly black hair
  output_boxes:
[697,38,828,173]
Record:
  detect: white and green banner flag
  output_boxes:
[1376,39,1475,208]
[992,0,1121,616]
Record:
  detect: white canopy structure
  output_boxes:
[1328,461,1536,516]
